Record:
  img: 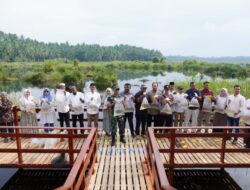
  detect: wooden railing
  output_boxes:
[147,126,250,188]
[11,106,104,126]
[0,126,97,189]
[56,127,97,190]
[147,128,176,190]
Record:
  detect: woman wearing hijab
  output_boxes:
[40,88,56,133]
[0,92,14,143]
[19,89,38,134]
[212,88,228,132]
[102,88,113,135]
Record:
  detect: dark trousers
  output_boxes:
[124,112,134,135]
[159,114,173,127]
[58,112,70,128]
[227,117,240,140]
[159,114,173,133]
[72,114,84,134]
[0,122,14,133]
[135,114,147,135]
[44,123,54,133]
[245,124,250,148]
[147,114,161,127]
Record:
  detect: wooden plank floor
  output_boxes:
[0,130,153,190]
[156,134,250,165]
[89,129,153,190]
[0,137,86,165]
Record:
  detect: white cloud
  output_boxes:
[0,0,250,56]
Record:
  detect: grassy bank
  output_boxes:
[0,59,250,95]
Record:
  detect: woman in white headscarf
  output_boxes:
[212,88,228,132]
[19,89,38,134]
[241,99,250,148]
[102,88,113,135]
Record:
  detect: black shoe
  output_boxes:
[244,145,250,148]
[131,133,135,138]
[111,136,115,146]
[120,138,126,144]
[232,139,238,145]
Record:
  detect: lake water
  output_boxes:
[3,71,216,101]
[1,71,250,189]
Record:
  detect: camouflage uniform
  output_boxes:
[111,115,125,139]
[107,95,125,139]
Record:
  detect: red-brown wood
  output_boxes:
[147,126,250,188]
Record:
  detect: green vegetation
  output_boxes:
[0,59,250,96]
[0,31,162,62]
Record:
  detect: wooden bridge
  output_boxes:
[0,106,250,189]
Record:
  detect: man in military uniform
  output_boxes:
[107,87,126,146]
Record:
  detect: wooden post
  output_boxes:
[15,127,23,164]
[68,129,74,165]
[220,128,227,165]
[12,106,19,126]
[168,129,175,185]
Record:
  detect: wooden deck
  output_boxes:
[156,134,250,166]
[0,135,85,165]
[89,129,153,190]
[1,126,250,189]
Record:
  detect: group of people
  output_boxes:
[0,81,250,148]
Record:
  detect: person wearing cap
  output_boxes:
[69,86,85,134]
[134,84,148,136]
[183,82,201,133]
[146,82,162,127]
[120,83,135,137]
[169,82,178,126]
[197,82,215,132]
[159,85,174,129]
[169,82,176,95]
[85,83,101,128]
[107,86,126,146]
[226,85,245,145]
[55,83,70,129]
[173,86,187,127]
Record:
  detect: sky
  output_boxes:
[0,0,250,57]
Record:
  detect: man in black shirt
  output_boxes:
[134,84,148,137]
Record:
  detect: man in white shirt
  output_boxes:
[69,86,85,134]
[85,83,101,128]
[227,85,246,145]
[173,86,186,127]
[55,83,70,129]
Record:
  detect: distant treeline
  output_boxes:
[166,55,250,63]
[0,31,162,62]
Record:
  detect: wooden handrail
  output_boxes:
[147,126,250,187]
[0,126,95,167]
[0,126,97,189]
[11,106,104,126]
[147,128,175,190]
[56,128,97,190]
